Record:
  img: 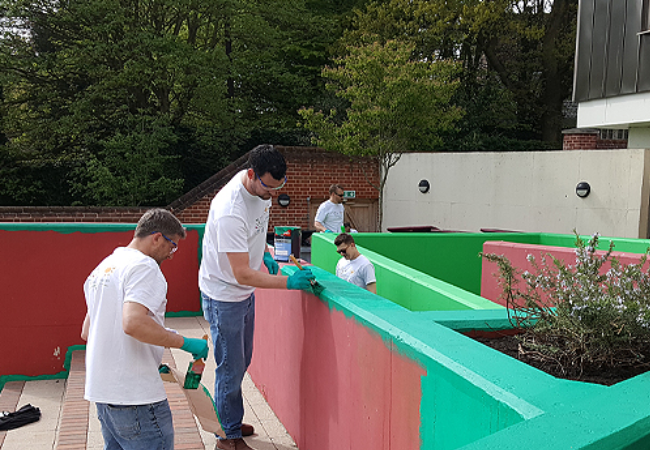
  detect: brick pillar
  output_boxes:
[562,128,599,150]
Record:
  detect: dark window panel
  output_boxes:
[622,0,643,94]
[588,0,612,99]
[574,0,596,102]
[605,0,626,96]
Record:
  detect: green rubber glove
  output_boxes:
[324,230,334,233]
[287,268,315,291]
[263,252,279,275]
[181,337,209,360]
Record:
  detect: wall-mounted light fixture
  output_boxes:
[418,179,430,193]
[576,181,591,198]
[278,193,291,207]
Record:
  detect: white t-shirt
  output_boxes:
[315,200,344,233]
[199,170,271,301]
[84,247,168,405]
[336,254,376,290]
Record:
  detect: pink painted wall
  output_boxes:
[249,284,425,450]
[481,241,647,307]
[0,228,201,377]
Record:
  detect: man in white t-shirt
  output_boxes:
[314,184,345,233]
[199,144,315,450]
[81,209,209,450]
[334,233,377,294]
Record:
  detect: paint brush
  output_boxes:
[289,255,325,295]
[183,334,208,390]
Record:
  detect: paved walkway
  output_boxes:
[0,316,297,450]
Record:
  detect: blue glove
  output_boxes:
[263,252,279,275]
[181,337,209,360]
[287,268,315,291]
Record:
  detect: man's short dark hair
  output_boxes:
[334,233,355,246]
[329,184,344,195]
[134,209,186,239]
[249,144,287,181]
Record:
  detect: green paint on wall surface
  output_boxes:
[0,345,86,393]
[307,231,650,449]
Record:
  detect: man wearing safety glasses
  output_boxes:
[199,144,315,450]
[81,209,209,450]
[314,184,346,233]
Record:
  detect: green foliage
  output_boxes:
[70,116,183,206]
[482,232,650,377]
[299,39,463,227]
[342,0,577,146]
[0,0,343,205]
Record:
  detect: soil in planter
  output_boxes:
[474,334,650,386]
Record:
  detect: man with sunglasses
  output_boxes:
[334,233,377,294]
[81,208,209,450]
[199,144,315,450]
[314,184,346,233]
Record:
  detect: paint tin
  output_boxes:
[274,236,292,262]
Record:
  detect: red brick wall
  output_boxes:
[596,139,628,149]
[176,147,380,231]
[562,131,598,150]
[562,129,627,150]
[0,147,380,228]
[0,206,148,223]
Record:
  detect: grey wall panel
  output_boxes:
[638,36,650,91]
[605,0,627,96]
[621,0,643,94]
[574,0,596,101]
[587,0,612,99]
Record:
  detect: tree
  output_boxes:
[0,0,346,205]
[342,0,578,146]
[299,40,463,229]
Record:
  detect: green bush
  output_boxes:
[482,232,650,377]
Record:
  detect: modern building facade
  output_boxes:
[574,0,650,148]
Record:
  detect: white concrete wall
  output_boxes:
[383,149,650,238]
[629,127,650,150]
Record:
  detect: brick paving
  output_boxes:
[0,316,297,450]
[0,381,24,448]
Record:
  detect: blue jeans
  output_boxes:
[96,400,174,450]
[202,292,255,439]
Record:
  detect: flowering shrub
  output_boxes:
[482,232,650,377]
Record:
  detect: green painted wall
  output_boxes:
[311,233,502,311]
[310,231,650,449]
[289,266,535,449]
[313,232,537,295]
[312,231,650,301]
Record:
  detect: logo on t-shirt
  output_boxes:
[88,266,116,290]
[253,207,270,235]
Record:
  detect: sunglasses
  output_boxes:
[256,173,287,191]
[337,246,349,255]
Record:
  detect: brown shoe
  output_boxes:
[215,438,255,450]
[241,423,255,436]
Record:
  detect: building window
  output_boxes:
[644,0,650,31]
[599,129,629,140]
